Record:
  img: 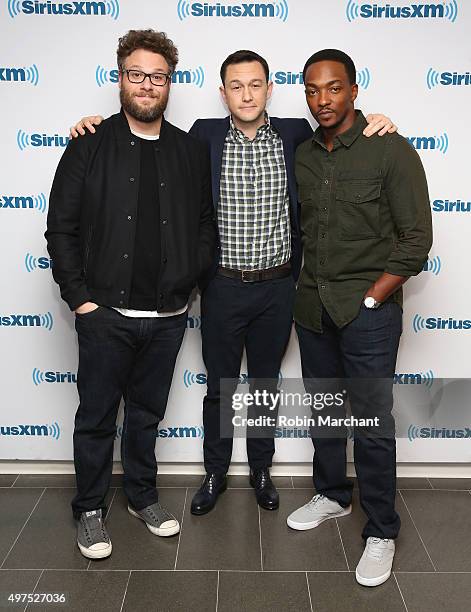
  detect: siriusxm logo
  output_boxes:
[408,424,470,441]
[270,67,371,89]
[95,65,205,88]
[0,312,53,331]
[187,315,201,329]
[432,199,471,213]
[427,68,471,89]
[406,133,448,154]
[115,425,204,438]
[7,0,119,19]
[183,369,250,388]
[422,256,441,275]
[0,193,47,213]
[346,0,458,21]
[32,368,76,385]
[413,314,471,333]
[25,253,52,272]
[0,422,60,439]
[17,130,69,150]
[177,0,288,21]
[394,370,434,387]
[0,64,39,85]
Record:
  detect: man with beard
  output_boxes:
[45,29,216,559]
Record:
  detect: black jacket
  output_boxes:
[46,110,217,312]
[189,116,314,280]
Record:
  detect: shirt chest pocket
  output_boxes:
[336,180,382,240]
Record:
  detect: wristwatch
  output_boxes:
[363,296,381,309]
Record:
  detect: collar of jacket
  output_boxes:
[113,107,171,145]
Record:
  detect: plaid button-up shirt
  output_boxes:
[218,115,291,270]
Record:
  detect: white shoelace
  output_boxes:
[365,538,390,560]
[306,494,328,509]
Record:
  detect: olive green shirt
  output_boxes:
[294,111,432,333]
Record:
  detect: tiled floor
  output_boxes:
[1,475,470,611]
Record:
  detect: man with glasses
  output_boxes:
[46,29,216,559]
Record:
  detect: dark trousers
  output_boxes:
[71,306,187,519]
[296,303,402,539]
[201,273,295,473]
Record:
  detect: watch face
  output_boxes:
[364,297,375,308]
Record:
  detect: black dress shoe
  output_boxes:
[250,468,279,510]
[191,473,227,515]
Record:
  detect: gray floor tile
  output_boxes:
[307,571,406,612]
[218,571,311,612]
[227,475,293,489]
[397,478,432,489]
[0,475,17,487]
[176,489,261,570]
[428,478,471,490]
[13,474,123,488]
[401,489,471,571]
[291,476,315,489]
[260,489,347,571]
[122,570,217,612]
[337,490,434,572]
[27,570,129,611]
[396,572,471,612]
[0,489,44,567]
[2,488,113,570]
[0,569,41,609]
[156,474,202,488]
[96,488,185,570]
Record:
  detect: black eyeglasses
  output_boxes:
[121,69,172,87]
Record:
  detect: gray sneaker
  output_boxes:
[128,502,180,537]
[356,537,395,587]
[287,494,352,530]
[76,509,112,559]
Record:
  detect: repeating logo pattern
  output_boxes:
[32,368,76,385]
[408,424,470,441]
[423,256,441,275]
[356,67,371,89]
[0,64,39,85]
[24,253,52,272]
[186,315,201,329]
[115,424,204,438]
[17,130,69,150]
[394,370,434,387]
[0,193,47,213]
[413,315,471,333]
[406,133,449,154]
[177,0,288,21]
[346,0,458,22]
[427,67,471,88]
[7,0,119,19]
[0,422,61,439]
[0,312,54,330]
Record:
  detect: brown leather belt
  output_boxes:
[217,262,291,283]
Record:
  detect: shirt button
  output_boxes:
[320,285,326,289]
[129,177,135,183]
[127,216,132,220]
[130,141,135,146]
[324,179,329,184]
[119,300,124,305]
[123,253,128,259]
[320,259,325,266]
[120,290,125,295]
[162,219,168,225]
[159,293,164,299]
[160,181,165,188]
[323,207,327,211]
[163,257,168,264]
[321,233,326,238]
[155,147,160,153]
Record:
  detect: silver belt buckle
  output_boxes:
[241,270,254,283]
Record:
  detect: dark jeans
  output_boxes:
[201,273,295,473]
[296,303,402,540]
[71,306,187,519]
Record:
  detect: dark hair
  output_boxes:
[117,29,179,74]
[220,49,269,84]
[302,49,356,85]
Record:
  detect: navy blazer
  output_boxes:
[189,116,313,281]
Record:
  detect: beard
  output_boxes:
[120,86,168,123]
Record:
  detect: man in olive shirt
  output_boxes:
[286,50,432,587]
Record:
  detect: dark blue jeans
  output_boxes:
[71,306,187,519]
[296,303,402,540]
[201,273,296,473]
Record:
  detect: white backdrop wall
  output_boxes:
[0,0,470,464]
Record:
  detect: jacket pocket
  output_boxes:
[336,180,381,240]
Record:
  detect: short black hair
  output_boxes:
[302,49,356,85]
[220,49,269,84]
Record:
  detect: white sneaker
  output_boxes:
[286,494,352,530]
[355,537,395,587]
